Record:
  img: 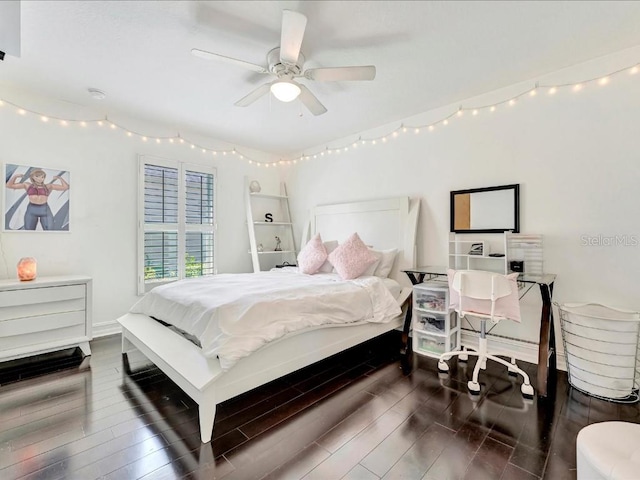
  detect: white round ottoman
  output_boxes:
[577,422,640,480]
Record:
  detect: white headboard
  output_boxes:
[304,197,420,286]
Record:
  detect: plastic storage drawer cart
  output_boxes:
[412,282,459,359]
[557,302,640,402]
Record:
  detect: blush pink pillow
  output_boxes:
[329,233,378,280]
[447,269,521,322]
[297,234,328,274]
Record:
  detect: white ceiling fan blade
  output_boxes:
[304,66,376,82]
[234,83,272,107]
[298,84,327,116]
[191,48,269,74]
[280,10,307,65]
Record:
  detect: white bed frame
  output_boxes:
[117,196,420,443]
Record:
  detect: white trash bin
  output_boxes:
[557,302,640,402]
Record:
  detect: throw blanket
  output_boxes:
[130,269,401,370]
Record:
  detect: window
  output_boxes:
[138,156,216,294]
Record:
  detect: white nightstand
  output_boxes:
[0,275,92,362]
[412,281,460,358]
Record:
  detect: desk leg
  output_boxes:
[401,293,413,356]
[536,282,556,397]
[400,272,424,356]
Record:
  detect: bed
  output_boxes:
[117,196,420,443]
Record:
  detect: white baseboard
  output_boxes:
[93,321,122,338]
[460,329,567,372]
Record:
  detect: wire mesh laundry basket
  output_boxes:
[557,302,640,403]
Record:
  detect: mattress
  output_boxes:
[130,269,402,370]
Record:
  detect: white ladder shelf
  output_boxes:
[245,179,297,272]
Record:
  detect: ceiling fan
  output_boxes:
[192,10,376,116]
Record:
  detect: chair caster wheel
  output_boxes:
[437,360,449,373]
[468,381,481,395]
[521,383,534,399]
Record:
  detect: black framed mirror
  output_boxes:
[450,184,520,233]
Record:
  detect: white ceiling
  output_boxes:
[3,1,640,156]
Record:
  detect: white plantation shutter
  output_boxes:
[138,156,216,294]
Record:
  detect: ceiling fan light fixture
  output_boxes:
[270,79,301,102]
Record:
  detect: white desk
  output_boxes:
[402,266,557,398]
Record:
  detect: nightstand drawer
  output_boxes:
[0,314,85,351]
[0,284,85,311]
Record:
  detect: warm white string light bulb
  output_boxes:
[1,60,638,168]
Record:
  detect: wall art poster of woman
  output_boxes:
[4,164,71,232]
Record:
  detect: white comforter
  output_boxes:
[130,269,402,370]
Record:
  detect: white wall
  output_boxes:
[0,88,280,334]
[2,43,638,354]
[283,45,640,349]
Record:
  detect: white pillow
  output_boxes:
[318,240,339,273]
[328,233,378,280]
[360,255,380,277]
[371,248,398,278]
[297,233,328,274]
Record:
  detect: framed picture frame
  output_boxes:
[3,163,71,232]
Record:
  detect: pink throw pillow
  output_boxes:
[297,234,328,274]
[329,233,378,280]
[447,269,521,322]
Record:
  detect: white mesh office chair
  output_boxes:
[437,269,534,398]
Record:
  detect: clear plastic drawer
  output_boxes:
[413,310,446,334]
[414,330,458,357]
[413,282,449,313]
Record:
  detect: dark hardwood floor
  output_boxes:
[1,333,639,479]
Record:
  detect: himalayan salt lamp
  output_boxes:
[17,257,37,281]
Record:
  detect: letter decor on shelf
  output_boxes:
[265,213,273,222]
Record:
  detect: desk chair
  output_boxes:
[437,269,534,398]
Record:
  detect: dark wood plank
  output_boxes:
[1,333,639,480]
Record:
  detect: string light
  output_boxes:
[1,60,638,168]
